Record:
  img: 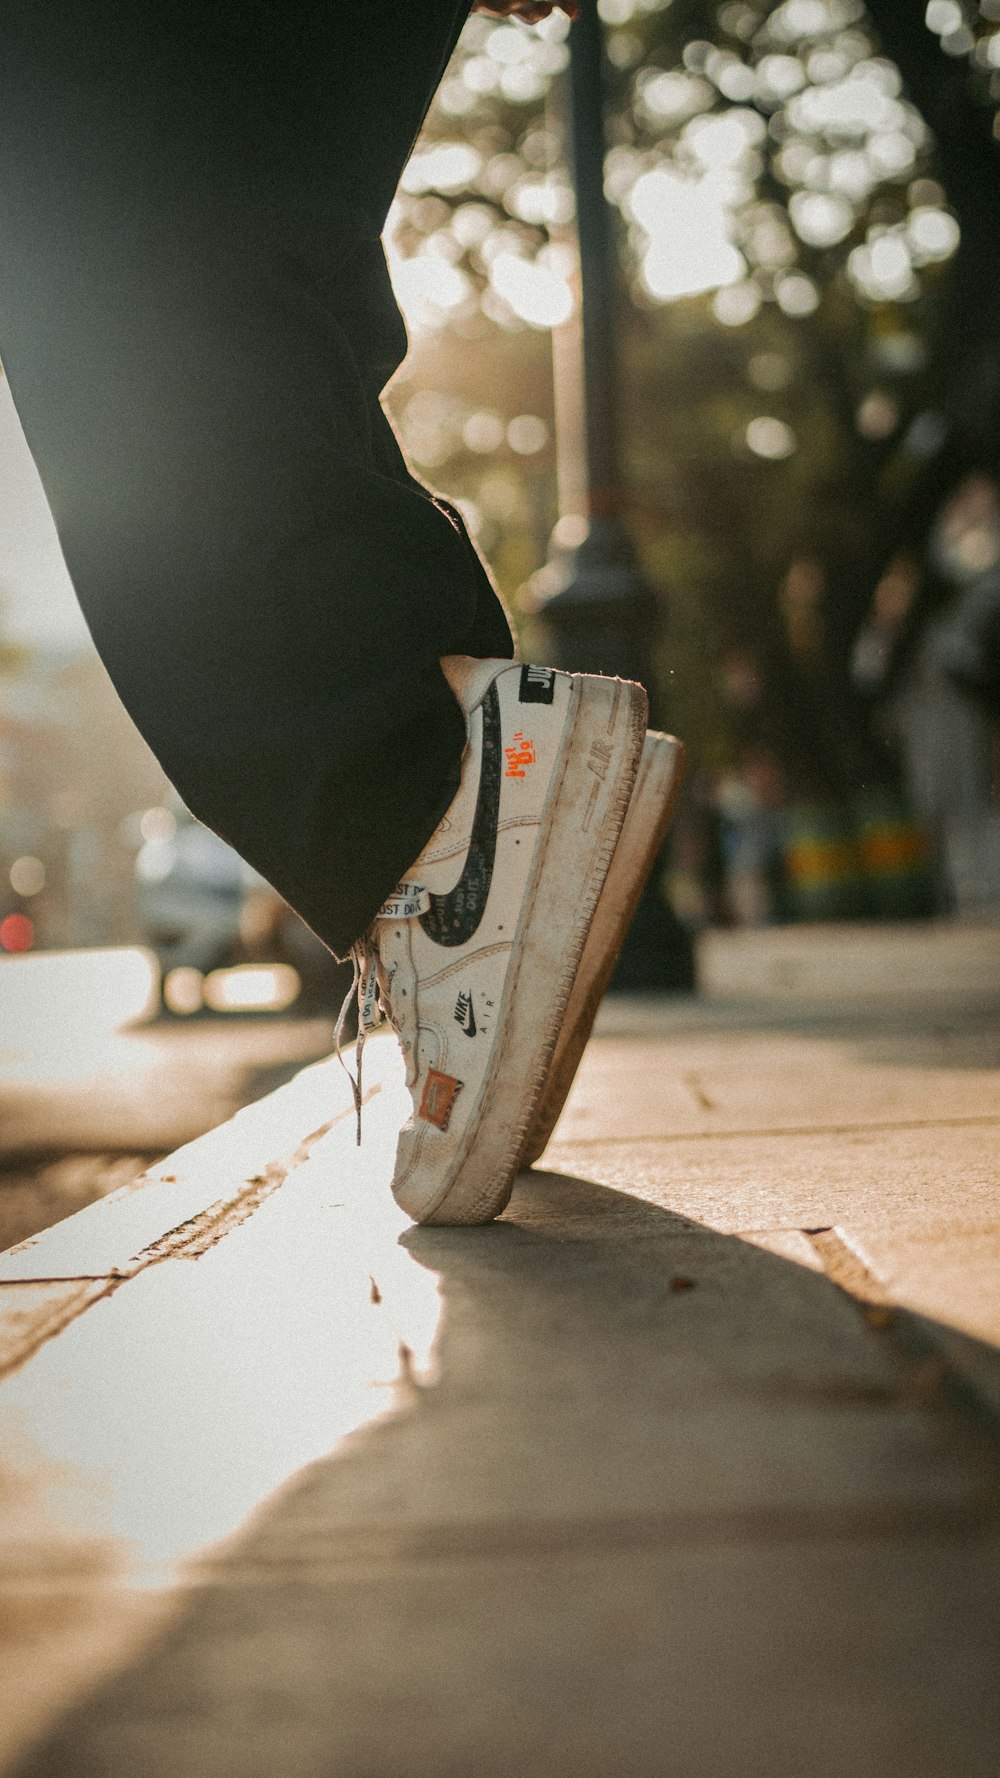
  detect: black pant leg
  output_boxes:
[0,0,513,957]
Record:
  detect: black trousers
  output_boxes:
[0,1,514,957]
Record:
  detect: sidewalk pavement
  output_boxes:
[0,1013,335,1251]
[1,922,999,1777]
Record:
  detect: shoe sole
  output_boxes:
[518,731,685,1168]
[406,674,648,1225]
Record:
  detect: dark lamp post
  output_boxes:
[535,0,653,680]
[533,0,695,991]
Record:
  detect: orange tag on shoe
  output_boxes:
[418,1069,463,1131]
[504,731,536,779]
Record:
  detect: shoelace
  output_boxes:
[334,881,431,1145]
[334,936,382,1146]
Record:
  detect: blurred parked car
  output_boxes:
[135,807,346,1015]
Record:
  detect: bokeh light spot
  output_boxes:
[507,414,549,455]
[925,1,962,34]
[713,281,762,325]
[789,189,855,247]
[630,169,746,301]
[463,410,506,454]
[746,416,797,459]
[9,856,46,898]
[748,352,792,392]
[856,391,900,439]
[639,70,714,124]
[775,272,821,316]
[140,806,177,843]
[907,207,960,263]
[400,143,482,196]
[0,913,34,953]
[164,967,205,1016]
[389,254,471,333]
[489,253,574,328]
[203,965,300,1014]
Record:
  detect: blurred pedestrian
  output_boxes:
[853,479,1000,910]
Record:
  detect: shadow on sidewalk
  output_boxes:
[12,1169,1000,1778]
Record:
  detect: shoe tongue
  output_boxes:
[377,881,431,921]
[440,654,507,712]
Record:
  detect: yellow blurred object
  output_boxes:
[202,964,300,1013]
[163,967,205,1016]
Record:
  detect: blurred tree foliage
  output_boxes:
[385,0,996,793]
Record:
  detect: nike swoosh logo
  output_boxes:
[420,681,501,949]
[460,999,477,1037]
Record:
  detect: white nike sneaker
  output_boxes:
[518,730,685,1168]
[350,656,647,1225]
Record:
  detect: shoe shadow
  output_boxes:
[11,1168,1000,1778]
